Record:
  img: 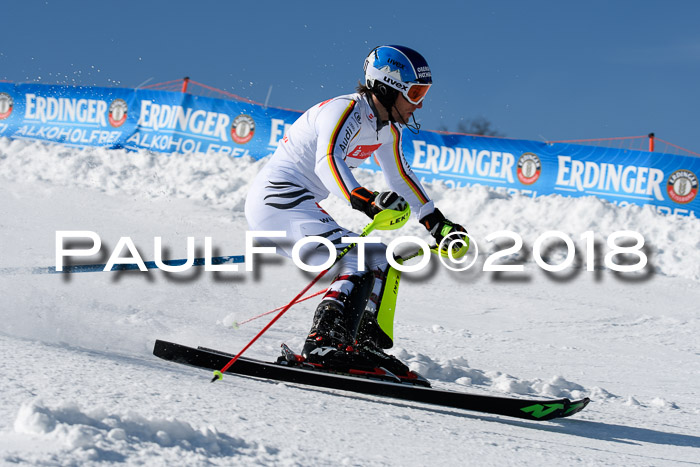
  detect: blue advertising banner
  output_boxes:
[368,132,700,216]
[362,132,700,217]
[0,83,302,157]
[122,90,301,157]
[1,83,136,147]
[0,82,697,217]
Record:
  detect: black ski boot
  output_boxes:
[302,272,376,371]
[301,301,378,371]
[301,299,354,365]
[355,314,413,378]
[357,314,431,385]
[357,343,411,376]
[300,299,428,385]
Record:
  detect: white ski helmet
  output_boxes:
[364,45,432,107]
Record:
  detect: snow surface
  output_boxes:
[0,137,699,466]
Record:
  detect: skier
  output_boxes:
[245,45,467,376]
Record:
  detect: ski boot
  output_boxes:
[302,273,375,369]
[301,299,362,369]
[354,313,429,386]
[355,315,408,375]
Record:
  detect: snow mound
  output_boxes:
[396,350,685,412]
[649,397,680,410]
[0,137,267,210]
[396,349,490,385]
[12,399,271,465]
[396,348,604,400]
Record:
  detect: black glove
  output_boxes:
[420,208,468,249]
[350,187,408,219]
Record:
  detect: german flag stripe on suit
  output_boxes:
[325,100,357,201]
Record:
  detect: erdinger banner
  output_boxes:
[0,83,302,157]
[0,83,135,146]
[123,90,300,157]
[0,82,697,217]
[362,132,700,217]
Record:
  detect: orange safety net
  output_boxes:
[140,78,300,112]
[547,135,699,158]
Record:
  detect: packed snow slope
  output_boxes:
[0,137,699,466]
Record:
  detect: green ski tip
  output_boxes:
[520,403,565,419]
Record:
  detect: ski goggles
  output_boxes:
[403,83,431,105]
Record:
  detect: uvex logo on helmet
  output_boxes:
[383,76,408,91]
[387,58,405,70]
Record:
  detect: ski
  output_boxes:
[153,339,590,421]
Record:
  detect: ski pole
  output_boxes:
[235,237,466,329]
[211,223,373,382]
[233,287,328,328]
[211,205,411,382]
[231,238,460,328]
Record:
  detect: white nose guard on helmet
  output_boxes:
[364,45,432,105]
